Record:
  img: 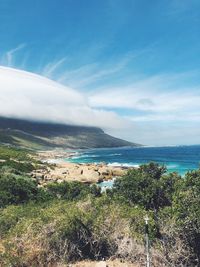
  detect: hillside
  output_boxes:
[0,117,140,149]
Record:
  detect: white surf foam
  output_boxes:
[107,162,139,168]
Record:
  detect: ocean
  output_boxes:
[65,145,200,176]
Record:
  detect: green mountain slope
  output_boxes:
[0,117,140,149]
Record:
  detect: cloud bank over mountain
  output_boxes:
[0,66,127,130]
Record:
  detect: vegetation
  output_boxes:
[0,117,139,149]
[113,162,181,211]
[0,145,199,266]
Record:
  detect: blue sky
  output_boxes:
[0,0,200,145]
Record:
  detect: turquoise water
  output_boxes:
[66,145,200,176]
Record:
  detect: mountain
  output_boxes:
[0,117,140,150]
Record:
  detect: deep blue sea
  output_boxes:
[65,145,200,176]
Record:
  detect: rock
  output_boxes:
[35,174,44,180]
[32,160,129,186]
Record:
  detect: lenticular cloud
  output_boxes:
[0,66,124,129]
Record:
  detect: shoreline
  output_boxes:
[33,150,130,185]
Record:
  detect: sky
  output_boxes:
[0,0,200,146]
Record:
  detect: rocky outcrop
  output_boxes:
[31,162,129,185]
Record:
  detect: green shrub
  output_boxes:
[0,145,31,161]
[0,198,148,266]
[0,173,39,207]
[172,170,200,264]
[46,181,100,200]
[0,160,35,172]
[113,162,181,211]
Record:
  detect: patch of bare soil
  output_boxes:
[62,259,139,267]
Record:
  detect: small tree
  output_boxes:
[113,162,180,211]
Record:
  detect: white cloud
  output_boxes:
[114,123,200,146]
[1,66,200,146]
[5,44,26,67]
[87,72,200,145]
[54,50,144,88]
[89,73,200,118]
[0,66,127,130]
[42,57,67,77]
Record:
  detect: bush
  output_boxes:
[0,145,31,161]
[171,170,200,265]
[0,198,148,266]
[113,162,181,211]
[0,160,35,172]
[0,173,40,207]
[46,181,89,200]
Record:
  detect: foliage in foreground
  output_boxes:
[113,163,200,266]
[0,146,200,267]
[0,198,148,266]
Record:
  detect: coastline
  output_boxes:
[33,150,129,185]
[34,145,200,180]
